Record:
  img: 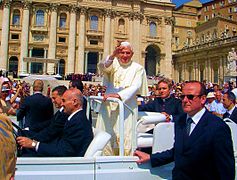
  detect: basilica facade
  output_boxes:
[0,0,174,78]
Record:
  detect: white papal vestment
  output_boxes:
[96,58,148,155]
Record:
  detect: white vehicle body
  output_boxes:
[14,96,237,180]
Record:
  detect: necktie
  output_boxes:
[186,118,193,136]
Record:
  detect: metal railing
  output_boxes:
[88,96,135,156]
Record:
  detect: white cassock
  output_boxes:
[96,57,148,156]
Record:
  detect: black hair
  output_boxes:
[52,85,67,96]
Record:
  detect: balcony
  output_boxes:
[86,30,103,39]
[57,27,69,33]
[31,25,48,34]
[10,24,21,31]
[114,32,128,39]
[146,36,161,43]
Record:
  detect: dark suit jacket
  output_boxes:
[32,110,68,142]
[223,107,237,124]
[150,110,235,180]
[17,93,54,133]
[37,110,93,157]
[138,96,183,121]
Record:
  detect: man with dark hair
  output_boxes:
[17,88,93,157]
[17,79,54,135]
[139,78,183,122]
[69,79,84,92]
[31,85,68,142]
[135,81,235,180]
[223,91,237,123]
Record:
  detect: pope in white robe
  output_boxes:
[96,42,148,156]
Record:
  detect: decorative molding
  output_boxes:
[104,9,112,18]
[10,46,18,52]
[3,0,11,8]
[22,0,31,10]
[128,12,144,21]
[133,12,144,21]
[33,34,45,41]
[80,6,88,15]
[146,16,162,25]
[50,3,60,12]
[164,17,174,26]
[69,4,78,13]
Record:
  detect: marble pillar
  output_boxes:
[0,1,11,71]
[84,51,89,73]
[103,9,111,58]
[67,5,77,74]
[163,17,173,79]
[47,3,58,74]
[19,1,30,75]
[77,7,86,73]
[28,48,33,73]
[128,13,133,46]
[43,48,47,74]
[132,12,141,64]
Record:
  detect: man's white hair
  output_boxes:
[120,41,133,51]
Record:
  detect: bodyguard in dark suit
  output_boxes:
[17,88,93,157]
[32,85,68,142]
[223,91,237,124]
[17,79,54,134]
[135,81,235,180]
[69,79,92,123]
[139,78,183,122]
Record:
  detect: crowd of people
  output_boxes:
[1,41,237,179]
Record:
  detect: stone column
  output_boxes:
[204,59,208,81]
[162,17,173,78]
[128,13,133,46]
[47,3,58,74]
[19,1,31,75]
[77,7,87,73]
[110,12,115,54]
[67,5,77,74]
[84,51,89,73]
[219,56,224,85]
[103,9,111,58]
[43,48,47,74]
[28,48,33,73]
[159,53,166,76]
[132,12,142,64]
[0,1,11,71]
[194,60,198,80]
[208,58,212,82]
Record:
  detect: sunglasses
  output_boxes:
[180,94,202,100]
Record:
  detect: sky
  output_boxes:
[172,0,213,7]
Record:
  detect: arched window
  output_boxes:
[149,22,157,37]
[12,9,20,25]
[36,10,45,26]
[118,18,125,33]
[90,15,98,31]
[59,13,67,28]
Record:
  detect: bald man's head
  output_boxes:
[61,89,84,115]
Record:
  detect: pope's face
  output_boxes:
[118,47,133,64]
